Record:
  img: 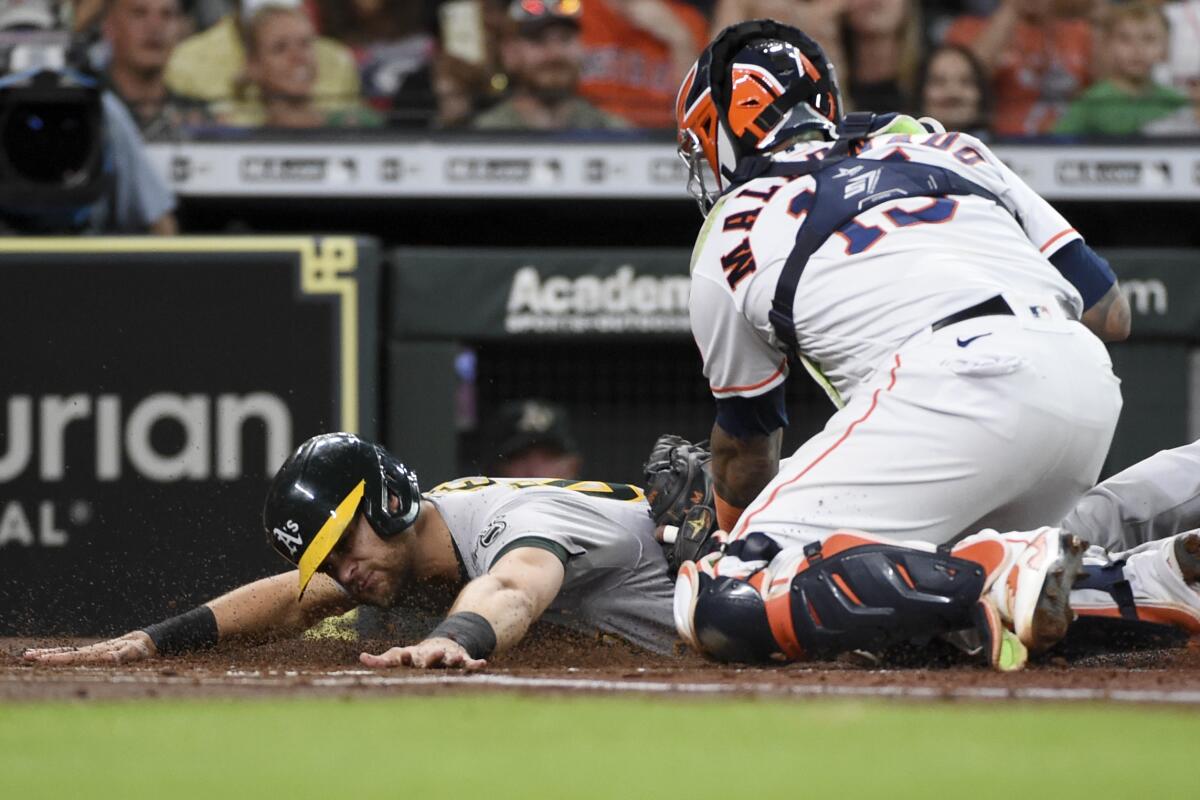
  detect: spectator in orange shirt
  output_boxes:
[578,0,707,128]
[946,0,1094,136]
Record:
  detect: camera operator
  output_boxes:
[0,0,177,234]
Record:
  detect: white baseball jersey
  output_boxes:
[690,130,1086,404]
[425,477,677,654]
[686,127,1121,547]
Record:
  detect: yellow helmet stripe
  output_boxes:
[297,479,365,598]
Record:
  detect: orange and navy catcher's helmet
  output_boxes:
[676,19,842,213]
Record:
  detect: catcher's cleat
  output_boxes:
[971,599,1028,672]
[999,530,1088,653]
[1175,532,1200,584]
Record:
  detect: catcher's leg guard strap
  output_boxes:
[725,531,783,564]
[1074,560,1137,620]
[778,537,987,660]
[693,575,778,663]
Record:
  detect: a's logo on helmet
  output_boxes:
[273,519,303,556]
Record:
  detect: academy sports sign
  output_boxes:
[388,248,691,339]
[505,265,689,334]
[0,237,380,635]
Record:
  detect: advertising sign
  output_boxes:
[0,237,378,635]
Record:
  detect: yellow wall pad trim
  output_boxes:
[0,237,360,433]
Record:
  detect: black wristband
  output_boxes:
[142,605,219,656]
[428,612,497,660]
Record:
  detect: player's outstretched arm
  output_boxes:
[23,571,355,665]
[361,547,566,671]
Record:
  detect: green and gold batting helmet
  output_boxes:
[263,433,421,597]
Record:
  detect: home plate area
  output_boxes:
[5,627,1200,706]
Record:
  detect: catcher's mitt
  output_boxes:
[642,434,720,574]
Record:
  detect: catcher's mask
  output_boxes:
[675,19,842,214]
[263,432,421,598]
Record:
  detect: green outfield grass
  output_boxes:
[2,695,1195,798]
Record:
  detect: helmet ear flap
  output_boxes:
[715,123,739,188]
[364,444,421,538]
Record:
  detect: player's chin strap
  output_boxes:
[725,110,877,189]
[828,111,875,156]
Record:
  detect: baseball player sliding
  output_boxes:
[19,432,1200,671]
[671,19,1134,667]
[24,433,677,669]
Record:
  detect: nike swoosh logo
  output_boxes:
[956,333,993,348]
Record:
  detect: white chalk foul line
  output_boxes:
[304,673,1200,705]
[5,669,1200,706]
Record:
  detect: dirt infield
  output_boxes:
[5,629,1200,706]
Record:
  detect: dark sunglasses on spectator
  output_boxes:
[509,0,583,25]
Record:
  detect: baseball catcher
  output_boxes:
[666,16,1142,668]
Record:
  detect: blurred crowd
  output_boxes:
[3,0,1200,139]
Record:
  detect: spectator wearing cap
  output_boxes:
[218,2,381,127]
[473,0,626,129]
[482,400,583,480]
[946,0,1095,136]
[1056,2,1186,137]
[103,0,210,138]
[578,0,707,128]
[164,0,360,114]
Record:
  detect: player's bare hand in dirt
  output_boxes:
[22,631,156,665]
[360,637,486,671]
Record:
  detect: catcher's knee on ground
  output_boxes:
[676,532,987,663]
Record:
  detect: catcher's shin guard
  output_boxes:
[766,534,987,661]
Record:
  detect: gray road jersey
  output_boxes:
[426,477,677,654]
